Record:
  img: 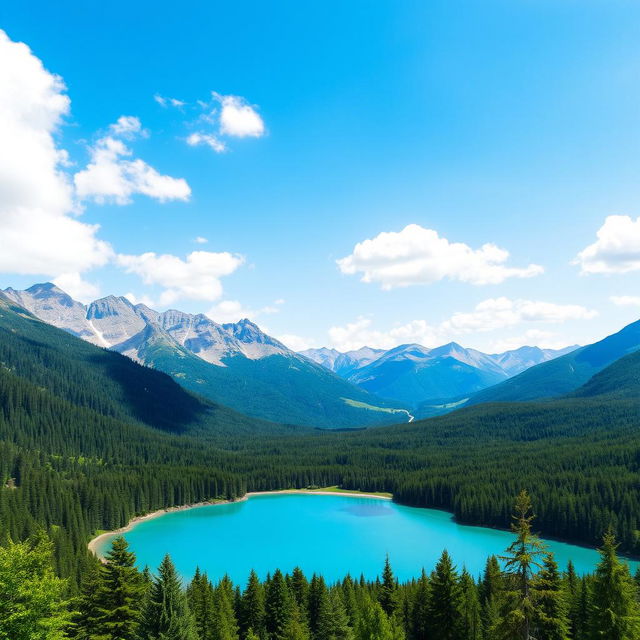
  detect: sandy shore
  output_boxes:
[87,489,391,557]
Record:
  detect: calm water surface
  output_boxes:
[98,494,638,582]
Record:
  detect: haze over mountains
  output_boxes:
[2,283,407,429]
[303,342,577,408]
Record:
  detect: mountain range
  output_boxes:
[2,283,407,429]
[302,342,577,408]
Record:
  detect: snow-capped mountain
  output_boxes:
[2,283,405,429]
[302,341,578,407]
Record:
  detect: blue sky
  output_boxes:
[2,0,640,352]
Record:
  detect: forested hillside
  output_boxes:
[1,294,640,589]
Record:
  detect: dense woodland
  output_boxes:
[1,297,640,588]
[4,492,640,640]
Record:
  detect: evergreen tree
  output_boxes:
[95,536,145,640]
[589,530,640,640]
[531,553,570,640]
[187,569,216,640]
[410,570,430,640]
[73,560,104,640]
[379,555,399,617]
[426,550,464,640]
[496,491,546,640]
[290,567,309,612]
[460,569,482,640]
[355,596,404,640]
[479,555,502,637]
[240,570,266,639]
[316,588,352,640]
[140,554,197,640]
[265,569,292,640]
[308,575,328,637]
[213,577,240,640]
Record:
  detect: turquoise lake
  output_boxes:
[97,493,638,583]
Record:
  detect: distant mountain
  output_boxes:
[3,284,407,429]
[302,346,385,377]
[303,341,576,407]
[462,318,640,407]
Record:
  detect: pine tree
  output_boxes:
[290,567,309,612]
[589,530,640,640]
[213,577,240,640]
[316,588,352,640]
[73,560,104,640]
[95,536,145,640]
[265,569,293,640]
[479,555,502,637]
[240,570,266,639]
[187,568,216,640]
[426,550,464,640]
[460,569,482,640]
[379,555,399,618]
[308,575,328,637]
[355,595,404,640]
[531,553,570,640]
[140,554,197,640]
[410,569,430,640]
[496,491,546,640]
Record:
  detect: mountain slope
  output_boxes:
[463,318,640,407]
[0,295,291,437]
[3,284,404,428]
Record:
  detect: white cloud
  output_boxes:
[328,298,597,352]
[186,132,226,153]
[110,115,146,138]
[194,236,209,244]
[442,297,597,334]
[214,93,265,138]
[206,298,283,323]
[154,94,185,108]
[337,224,543,289]
[278,334,317,352]
[123,292,156,307]
[0,29,113,278]
[488,330,570,354]
[53,272,100,303]
[575,216,640,274]
[74,125,191,204]
[611,295,640,307]
[117,250,244,306]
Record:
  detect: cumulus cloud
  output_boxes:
[74,123,191,204]
[611,295,640,307]
[206,298,282,324]
[278,334,317,352]
[574,215,640,274]
[186,132,226,153]
[0,29,113,278]
[194,236,209,244]
[110,115,146,138]
[53,272,101,303]
[214,93,265,138]
[117,250,244,306]
[337,224,543,289]
[328,298,597,352]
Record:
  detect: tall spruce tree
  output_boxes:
[426,549,464,640]
[410,569,430,640]
[460,569,482,640]
[265,569,293,640]
[187,569,216,640]
[531,553,570,640]
[589,530,640,640]
[496,491,546,640]
[240,569,266,639]
[479,555,502,637]
[94,536,145,640]
[316,588,352,640]
[140,554,197,640]
[379,556,399,618]
[213,577,240,640]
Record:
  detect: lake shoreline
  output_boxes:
[87,489,392,557]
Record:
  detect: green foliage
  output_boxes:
[0,531,70,640]
[426,550,464,640]
[140,554,197,640]
[589,530,640,640]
